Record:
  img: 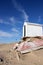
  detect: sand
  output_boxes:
[0,43,43,65]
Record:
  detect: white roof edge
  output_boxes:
[24,22,43,26]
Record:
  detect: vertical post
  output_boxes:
[23,22,27,37]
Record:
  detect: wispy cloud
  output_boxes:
[12,0,29,22]
[11,28,19,33]
[11,27,21,37]
[9,17,15,23]
[0,17,16,26]
[0,28,20,38]
[0,19,3,23]
[0,29,20,38]
[0,30,14,37]
[22,10,29,22]
[38,16,41,22]
[0,18,10,25]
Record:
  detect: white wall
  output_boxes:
[26,25,42,37]
[23,22,42,37]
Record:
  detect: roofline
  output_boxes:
[24,22,43,26]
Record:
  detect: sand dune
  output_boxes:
[0,43,43,65]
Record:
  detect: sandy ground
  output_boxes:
[0,43,43,65]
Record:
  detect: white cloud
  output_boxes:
[0,19,3,23]
[0,19,10,25]
[4,21,10,25]
[12,0,29,22]
[12,0,22,12]
[22,10,29,22]
[38,16,41,22]
[11,28,19,33]
[0,30,13,37]
[11,28,21,37]
[9,17,15,23]
[0,28,20,38]
[0,18,15,26]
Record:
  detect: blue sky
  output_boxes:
[0,0,43,43]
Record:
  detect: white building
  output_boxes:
[23,22,43,37]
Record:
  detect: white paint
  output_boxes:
[23,22,42,37]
